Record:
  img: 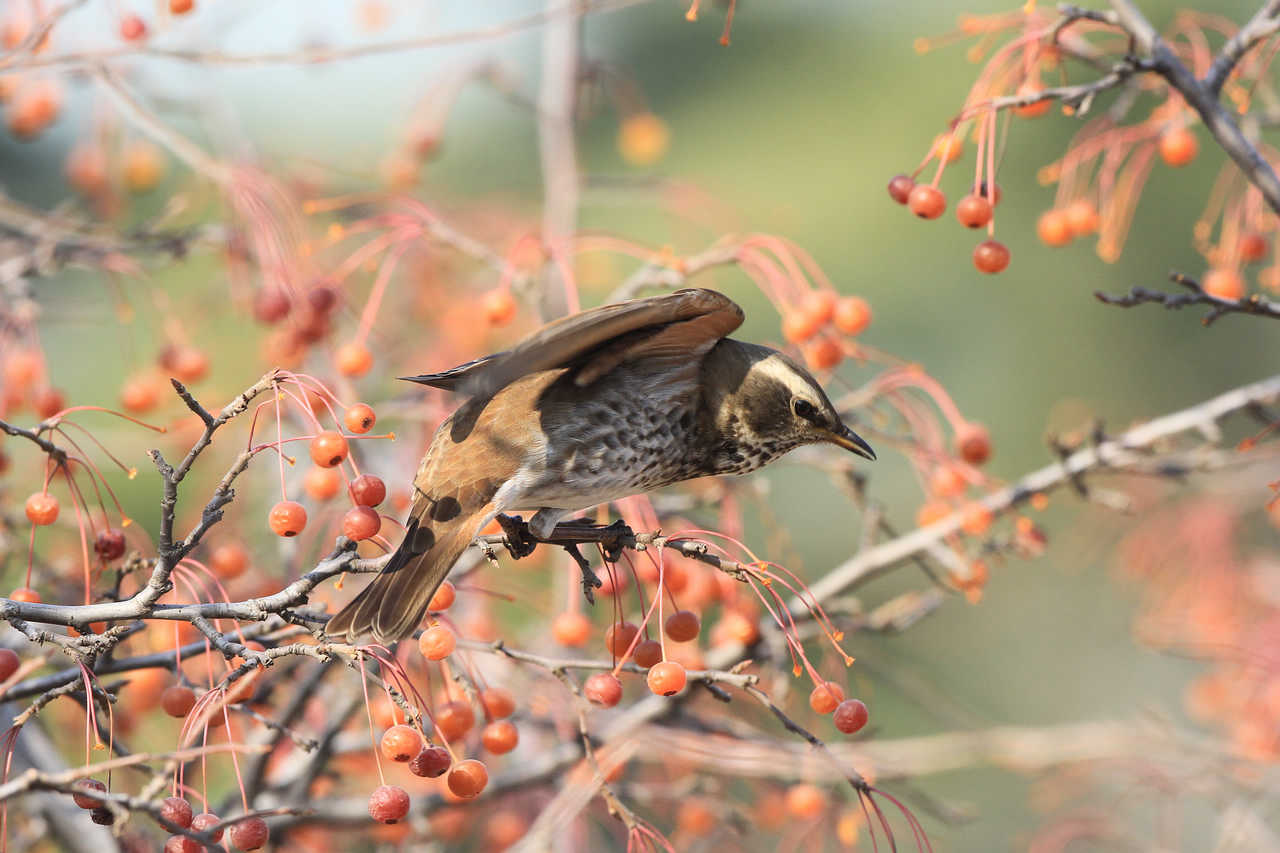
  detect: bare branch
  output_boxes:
[1095,271,1280,324]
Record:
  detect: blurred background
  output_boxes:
[3,0,1280,849]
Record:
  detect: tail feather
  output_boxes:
[326,513,479,644]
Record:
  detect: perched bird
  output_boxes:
[326,288,874,642]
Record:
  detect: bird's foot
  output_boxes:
[496,514,538,559]
[563,543,603,605]
[598,519,634,564]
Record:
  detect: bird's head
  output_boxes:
[704,341,875,471]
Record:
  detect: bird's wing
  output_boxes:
[408,288,744,398]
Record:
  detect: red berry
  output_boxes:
[309,431,349,468]
[253,287,291,324]
[90,807,114,826]
[976,180,1003,206]
[481,720,519,754]
[93,528,126,561]
[335,341,373,378]
[803,337,842,371]
[160,796,193,829]
[808,681,845,714]
[887,174,914,205]
[955,194,992,228]
[72,779,107,809]
[417,624,456,660]
[584,673,622,707]
[380,725,422,762]
[480,687,516,720]
[368,785,410,823]
[633,639,663,669]
[170,347,209,383]
[341,505,381,541]
[228,817,269,850]
[32,387,65,418]
[268,500,307,537]
[161,685,196,718]
[428,581,456,612]
[646,661,687,696]
[955,422,992,466]
[972,239,1010,274]
[833,698,870,734]
[0,648,18,681]
[552,610,591,646]
[348,474,386,507]
[447,759,489,799]
[119,14,147,40]
[344,403,376,434]
[907,185,946,219]
[164,836,199,853]
[303,466,342,501]
[436,701,475,740]
[25,492,59,525]
[191,813,223,841]
[1240,232,1270,263]
[209,543,248,579]
[409,745,451,778]
[664,610,701,643]
[1159,126,1198,167]
[604,622,639,658]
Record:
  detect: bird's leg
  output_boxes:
[562,543,603,605]
[495,514,538,559]
[597,519,634,564]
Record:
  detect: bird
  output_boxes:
[325,288,874,643]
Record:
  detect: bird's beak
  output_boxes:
[823,423,876,460]
[399,375,436,385]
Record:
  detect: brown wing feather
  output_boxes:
[451,288,743,398]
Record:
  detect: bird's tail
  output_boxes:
[326,508,482,644]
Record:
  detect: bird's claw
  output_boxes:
[563,543,603,606]
[496,514,538,559]
[599,519,633,564]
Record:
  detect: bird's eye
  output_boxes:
[792,399,817,421]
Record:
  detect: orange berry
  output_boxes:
[309,431,349,468]
[303,466,343,501]
[161,685,196,717]
[781,311,822,344]
[122,140,165,193]
[170,347,208,383]
[335,341,373,377]
[209,543,249,579]
[121,374,161,413]
[1203,268,1245,300]
[1013,82,1051,118]
[446,759,489,799]
[344,403,376,434]
[832,296,871,335]
[482,290,517,327]
[1159,126,1199,167]
[973,239,1010,274]
[379,724,422,762]
[10,587,39,603]
[169,0,193,14]
[961,502,993,536]
[907,185,946,219]
[119,14,147,40]
[802,291,836,326]
[808,681,845,714]
[617,113,669,166]
[785,783,827,819]
[930,132,963,163]
[803,337,842,371]
[929,465,966,498]
[268,501,307,537]
[435,701,475,740]
[916,500,951,527]
[418,625,456,661]
[65,143,109,196]
[24,492,59,525]
[32,386,66,419]
[1037,210,1072,247]
[646,661,687,696]
[955,194,992,228]
[428,580,456,612]
[368,784,410,823]
[552,610,591,646]
[1064,199,1100,236]
[3,349,41,389]
[481,719,519,754]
